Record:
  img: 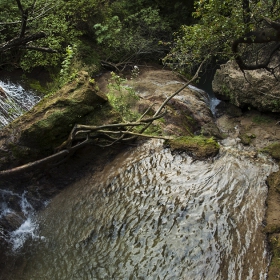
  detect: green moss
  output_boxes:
[261,142,280,161]
[267,169,280,194]
[239,133,256,145]
[268,234,280,273]
[252,115,273,124]
[26,79,48,95]
[165,136,220,159]
[8,143,31,160]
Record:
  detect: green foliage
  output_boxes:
[107,72,140,121]
[94,7,172,62]
[59,45,78,86]
[0,0,107,71]
[0,0,195,71]
[94,16,122,47]
[164,0,280,72]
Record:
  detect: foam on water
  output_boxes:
[0,190,40,251]
[188,84,220,115]
[9,217,39,251]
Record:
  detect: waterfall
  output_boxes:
[0,79,42,251]
[0,190,42,251]
[0,80,41,128]
[188,84,220,115]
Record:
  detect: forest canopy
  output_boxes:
[0,0,193,72]
[164,0,280,74]
[1,0,280,76]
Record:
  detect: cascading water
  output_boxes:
[2,139,276,280]
[0,190,40,251]
[0,80,40,128]
[0,80,41,252]
[188,84,220,115]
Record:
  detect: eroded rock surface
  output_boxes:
[213,60,280,112]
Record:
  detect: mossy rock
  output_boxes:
[261,142,280,161]
[0,71,120,168]
[267,169,280,194]
[200,122,224,139]
[239,133,256,145]
[165,136,220,160]
[268,233,280,279]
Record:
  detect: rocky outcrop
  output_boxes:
[123,69,218,137]
[212,60,280,112]
[0,71,119,170]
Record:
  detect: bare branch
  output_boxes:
[154,58,207,116]
[0,60,204,178]
[232,21,280,71]
[20,45,58,53]
[0,31,46,52]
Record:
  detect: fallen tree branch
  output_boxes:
[0,61,205,178]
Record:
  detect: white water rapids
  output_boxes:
[0,80,40,128]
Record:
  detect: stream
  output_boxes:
[1,139,277,280]
[0,80,278,279]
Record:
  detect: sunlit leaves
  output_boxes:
[164,0,280,72]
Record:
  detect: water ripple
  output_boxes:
[8,140,277,280]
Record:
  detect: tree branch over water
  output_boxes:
[0,60,206,178]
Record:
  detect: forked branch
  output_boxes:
[0,60,206,178]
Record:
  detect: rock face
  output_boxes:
[212,60,280,112]
[0,71,117,170]
[124,69,217,137]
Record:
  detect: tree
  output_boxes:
[164,0,280,74]
[0,0,106,70]
[0,0,60,69]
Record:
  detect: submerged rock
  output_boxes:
[213,60,280,112]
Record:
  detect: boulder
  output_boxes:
[212,60,280,112]
[124,69,217,136]
[0,71,119,170]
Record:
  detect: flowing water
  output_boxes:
[0,80,40,128]
[3,139,277,280]
[0,190,40,251]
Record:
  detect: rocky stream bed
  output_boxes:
[0,64,280,278]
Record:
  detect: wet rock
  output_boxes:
[201,122,224,139]
[261,142,280,161]
[215,100,242,118]
[0,87,7,99]
[213,60,280,112]
[125,69,215,136]
[0,212,25,232]
[239,133,256,145]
